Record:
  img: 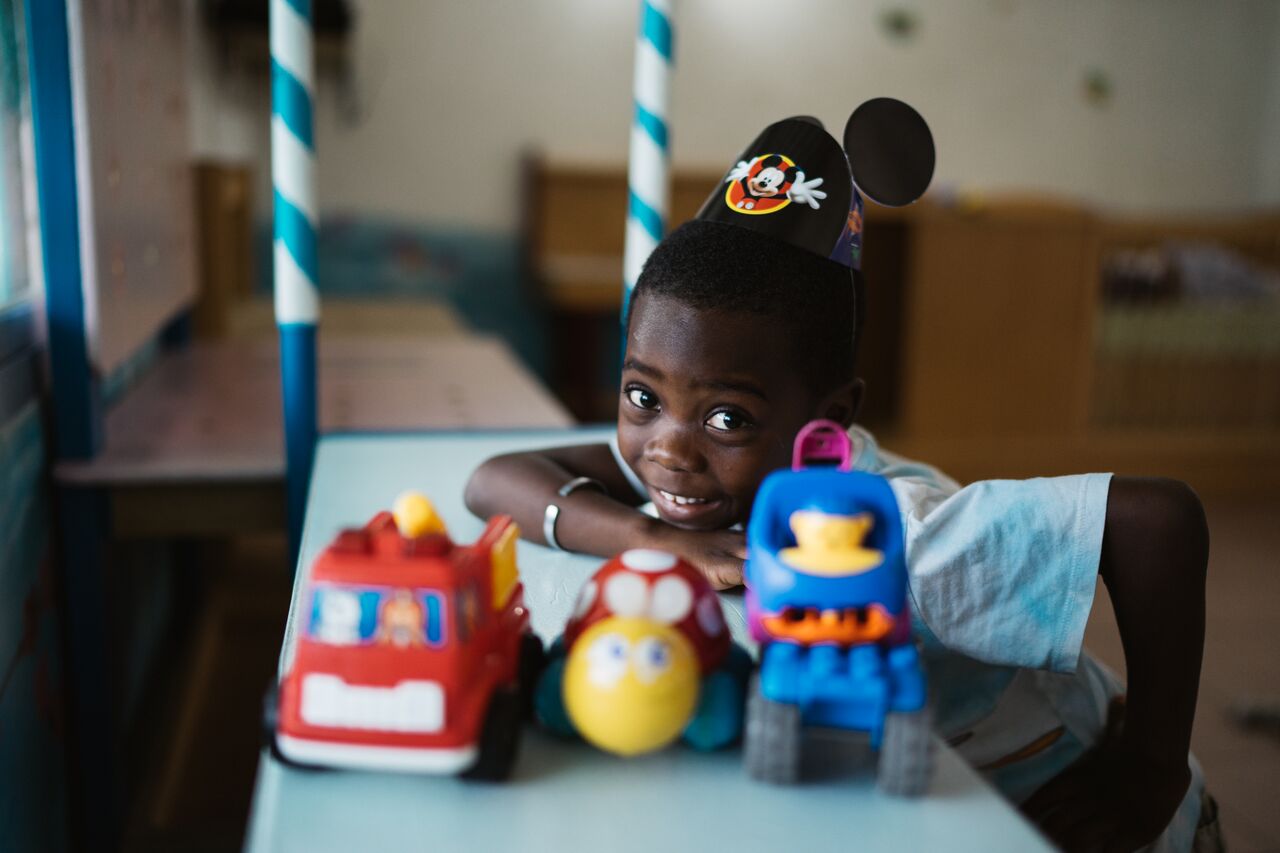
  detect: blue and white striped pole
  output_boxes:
[622,0,675,328]
[271,0,319,566]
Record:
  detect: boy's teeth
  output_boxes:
[659,489,708,506]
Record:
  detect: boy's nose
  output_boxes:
[645,430,705,474]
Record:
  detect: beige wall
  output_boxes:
[189,0,1280,232]
[1258,2,1280,207]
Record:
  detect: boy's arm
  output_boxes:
[464,444,746,587]
[1023,476,1208,853]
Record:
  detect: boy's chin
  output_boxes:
[658,513,725,532]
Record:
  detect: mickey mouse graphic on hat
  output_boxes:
[724,154,828,214]
[698,98,936,271]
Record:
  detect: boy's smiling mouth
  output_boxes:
[657,489,708,506]
[647,484,729,527]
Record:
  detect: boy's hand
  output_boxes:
[653,526,747,589]
[1020,741,1190,853]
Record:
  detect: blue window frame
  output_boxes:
[0,0,32,312]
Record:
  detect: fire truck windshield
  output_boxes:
[307,584,447,648]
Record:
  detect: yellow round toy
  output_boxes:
[562,616,700,757]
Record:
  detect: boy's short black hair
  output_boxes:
[629,219,862,395]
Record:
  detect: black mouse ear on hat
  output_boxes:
[843,98,935,207]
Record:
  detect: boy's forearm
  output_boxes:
[466,450,746,588]
[1100,476,1208,769]
[542,489,664,556]
[464,451,657,557]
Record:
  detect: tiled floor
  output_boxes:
[1084,499,1280,853]
[130,501,1280,851]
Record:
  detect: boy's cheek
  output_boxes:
[732,462,792,525]
[723,448,785,497]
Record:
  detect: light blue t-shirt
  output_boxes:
[611,427,1204,853]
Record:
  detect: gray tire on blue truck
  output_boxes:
[744,673,802,784]
[876,704,934,796]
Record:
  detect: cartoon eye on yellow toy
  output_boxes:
[563,617,700,757]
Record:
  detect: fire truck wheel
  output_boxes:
[518,633,548,719]
[261,681,279,750]
[262,682,328,772]
[461,684,523,782]
[877,704,934,796]
[744,673,802,784]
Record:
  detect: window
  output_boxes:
[0,0,32,310]
[308,584,447,648]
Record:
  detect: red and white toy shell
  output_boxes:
[563,549,730,674]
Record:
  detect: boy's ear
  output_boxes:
[818,378,864,428]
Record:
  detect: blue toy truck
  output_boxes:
[742,420,933,794]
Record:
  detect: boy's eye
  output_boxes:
[706,410,749,432]
[626,387,659,411]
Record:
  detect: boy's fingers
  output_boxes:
[711,531,748,561]
[721,567,744,588]
[713,559,744,589]
[695,559,731,590]
[708,573,735,591]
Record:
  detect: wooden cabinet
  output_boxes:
[896,203,1099,439]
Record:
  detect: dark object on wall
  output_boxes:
[201,0,355,78]
[879,8,920,42]
[1082,68,1113,107]
[201,0,359,119]
[202,0,354,40]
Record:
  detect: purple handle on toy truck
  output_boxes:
[791,420,854,471]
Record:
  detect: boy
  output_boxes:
[465,104,1213,853]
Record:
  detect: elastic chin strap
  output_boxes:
[850,267,866,368]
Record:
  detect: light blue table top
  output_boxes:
[245,430,1053,853]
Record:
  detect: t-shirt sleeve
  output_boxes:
[892,473,1113,673]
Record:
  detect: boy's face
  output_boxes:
[617,292,830,531]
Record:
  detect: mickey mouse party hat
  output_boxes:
[695,98,935,271]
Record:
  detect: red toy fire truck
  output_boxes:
[265,493,543,782]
